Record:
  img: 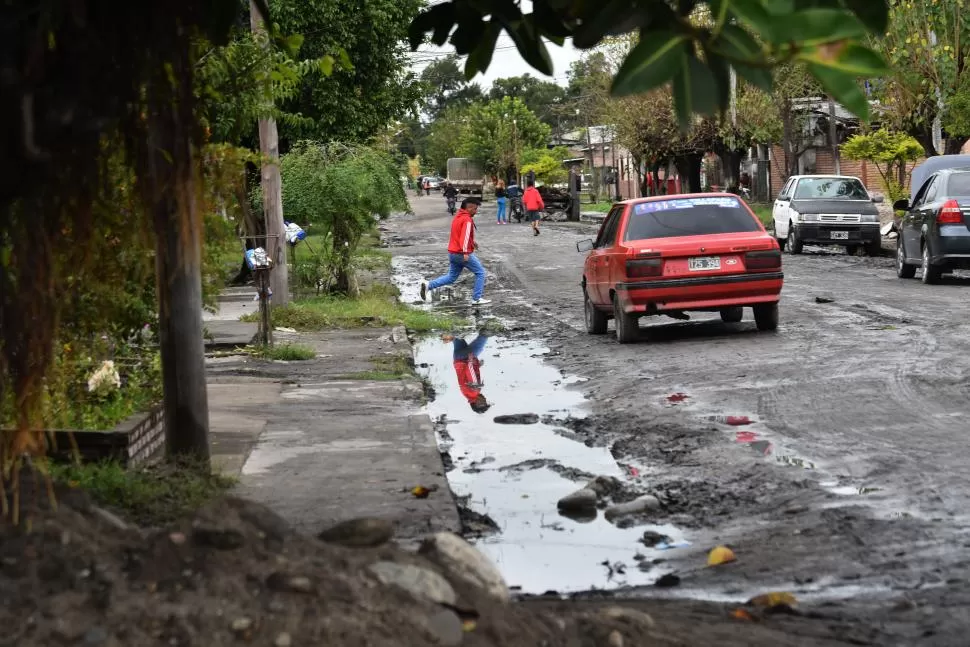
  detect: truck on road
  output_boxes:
[446,158,484,195]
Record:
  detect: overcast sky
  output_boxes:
[407,1,585,90]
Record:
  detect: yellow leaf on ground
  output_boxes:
[730,608,755,622]
[749,592,797,608]
[707,545,737,567]
[411,486,431,499]
[461,619,477,632]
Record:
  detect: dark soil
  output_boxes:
[1,489,900,647]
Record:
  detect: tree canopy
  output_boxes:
[408,0,891,126]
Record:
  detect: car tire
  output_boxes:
[786,225,803,255]
[865,240,882,257]
[921,242,941,285]
[613,297,638,344]
[720,307,744,323]
[753,303,779,332]
[896,237,916,278]
[584,288,608,335]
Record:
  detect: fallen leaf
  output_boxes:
[411,486,431,499]
[730,608,756,622]
[707,545,737,567]
[461,619,477,632]
[749,592,797,608]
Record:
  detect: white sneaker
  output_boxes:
[471,298,491,306]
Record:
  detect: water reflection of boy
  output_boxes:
[442,333,490,413]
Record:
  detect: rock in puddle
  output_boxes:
[604,495,661,521]
[585,475,623,498]
[556,488,598,513]
[419,532,510,603]
[318,517,394,548]
[599,606,656,628]
[493,413,540,425]
[640,530,673,547]
[369,561,457,606]
[655,573,681,588]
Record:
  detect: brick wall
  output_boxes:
[770,144,926,197]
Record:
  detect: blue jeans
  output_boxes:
[496,197,507,223]
[453,334,488,361]
[429,253,486,300]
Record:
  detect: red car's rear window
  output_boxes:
[623,196,760,241]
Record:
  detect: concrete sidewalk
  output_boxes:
[203,290,459,543]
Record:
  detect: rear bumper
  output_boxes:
[933,227,970,265]
[615,272,784,313]
[795,224,879,245]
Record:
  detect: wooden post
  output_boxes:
[250,1,289,307]
[154,194,210,462]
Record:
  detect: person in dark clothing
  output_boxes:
[442,333,490,413]
[495,180,508,224]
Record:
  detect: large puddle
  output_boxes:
[414,334,687,595]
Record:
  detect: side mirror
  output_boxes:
[576,239,594,253]
[892,199,910,211]
[871,195,884,204]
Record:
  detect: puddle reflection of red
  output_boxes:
[667,393,689,403]
[628,466,640,477]
[735,431,758,443]
[725,416,751,426]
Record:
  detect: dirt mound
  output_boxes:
[0,487,889,646]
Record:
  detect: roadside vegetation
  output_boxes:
[342,354,415,380]
[49,459,235,526]
[253,343,317,361]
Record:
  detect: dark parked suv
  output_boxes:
[894,165,970,284]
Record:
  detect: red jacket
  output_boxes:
[453,358,482,403]
[447,209,476,254]
[523,186,544,211]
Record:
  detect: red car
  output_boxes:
[577,194,783,343]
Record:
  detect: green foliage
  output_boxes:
[243,285,463,332]
[420,54,485,122]
[254,343,317,361]
[272,0,425,145]
[49,459,235,526]
[461,97,551,177]
[841,130,923,201]
[520,146,569,184]
[424,106,472,175]
[409,1,890,125]
[489,74,569,128]
[276,142,406,293]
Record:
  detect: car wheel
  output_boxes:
[584,288,608,335]
[753,303,779,332]
[896,237,916,278]
[786,225,803,255]
[865,239,882,257]
[921,242,941,285]
[720,307,744,323]
[613,297,639,344]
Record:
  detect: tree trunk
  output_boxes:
[945,137,965,155]
[715,147,743,192]
[674,153,703,193]
[231,168,261,286]
[332,218,354,295]
[782,103,798,179]
[912,128,937,158]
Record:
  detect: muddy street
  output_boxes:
[386,195,970,643]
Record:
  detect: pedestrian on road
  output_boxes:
[424,178,431,196]
[523,179,545,236]
[420,197,491,306]
[495,180,508,224]
[441,333,490,413]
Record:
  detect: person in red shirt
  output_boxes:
[441,333,490,413]
[522,179,545,237]
[420,197,490,305]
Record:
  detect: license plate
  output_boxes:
[830,231,849,240]
[688,256,721,271]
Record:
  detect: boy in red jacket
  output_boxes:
[420,197,491,305]
[523,179,545,237]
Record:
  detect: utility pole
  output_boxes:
[828,96,841,175]
[250,1,289,306]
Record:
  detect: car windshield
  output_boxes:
[946,172,970,196]
[623,196,760,241]
[794,177,869,200]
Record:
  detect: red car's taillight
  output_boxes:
[626,257,663,278]
[744,250,782,270]
[938,199,964,224]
